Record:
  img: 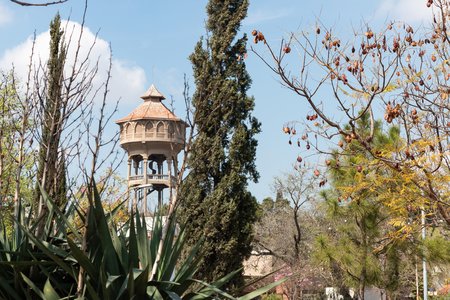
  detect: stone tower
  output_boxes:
[116,84,187,214]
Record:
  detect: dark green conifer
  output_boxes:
[35,13,67,231]
[179,0,260,287]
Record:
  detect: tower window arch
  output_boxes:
[168,123,174,138]
[145,121,154,137]
[135,122,144,138]
[156,121,165,138]
[125,123,132,137]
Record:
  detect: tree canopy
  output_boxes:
[179,0,261,287]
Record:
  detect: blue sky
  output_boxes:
[0,0,432,201]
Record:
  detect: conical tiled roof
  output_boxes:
[140,84,165,100]
[115,84,181,124]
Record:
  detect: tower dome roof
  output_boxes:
[115,84,182,124]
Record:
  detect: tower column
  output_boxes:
[133,159,139,175]
[167,158,173,203]
[143,157,148,214]
[172,157,178,182]
[133,188,137,212]
[143,157,148,184]
[157,160,163,176]
[127,158,132,178]
[127,158,132,211]
[158,189,163,207]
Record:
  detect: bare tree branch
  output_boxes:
[10,0,68,6]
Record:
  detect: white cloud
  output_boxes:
[0,3,12,26]
[375,0,433,24]
[244,8,290,25]
[0,20,146,105]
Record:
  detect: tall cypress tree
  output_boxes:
[35,14,67,232]
[179,0,260,286]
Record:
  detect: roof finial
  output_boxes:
[140,84,166,100]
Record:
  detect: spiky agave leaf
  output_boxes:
[5,180,285,299]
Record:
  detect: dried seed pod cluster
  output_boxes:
[284,126,304,148]
[384,102,401,123]
[392,37,400,53]
[283,126,297,135]
[306,114,319,121]
[341,132,357,144]
[405,148,414,160]
[252,30,265,44]
[322,32,341,50]
[283,45,291,53]
[410,108,419,124]
[361,41,380,55]
[334,57,340,67]
[365,30,374,39]
[347,60,364,75]
[339,74,348,84]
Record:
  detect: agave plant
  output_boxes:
[1,183,285,299]
[0,196,77,299]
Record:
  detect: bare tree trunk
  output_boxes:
[293,206,301,260]
[13,115,29,230]
[359,283,365,300]
[415,259,419,300]
[359,234,368,300]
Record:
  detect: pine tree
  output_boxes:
[179,0,260,286]
[316,115,417,299]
